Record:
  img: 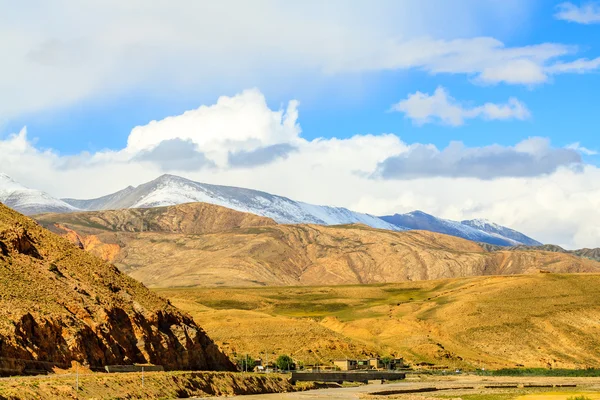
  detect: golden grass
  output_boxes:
[156,274,600,369]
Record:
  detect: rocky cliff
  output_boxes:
[0,202,235,375]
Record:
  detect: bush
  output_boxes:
[276,354,295,371]
[236,355,256,372]
[381,356,393,369]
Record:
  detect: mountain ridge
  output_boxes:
[61,174,540,246]
[1,172,544,247]
[35,202,600,288]
[381,210,541,247]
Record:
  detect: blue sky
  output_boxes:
[2,0,599,157]
[1,0,600,248]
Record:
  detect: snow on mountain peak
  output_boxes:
[0,174,77,215]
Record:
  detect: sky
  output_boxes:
[1,0,600,249]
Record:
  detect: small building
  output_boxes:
[333,359,359,371]
[388,358,406,370]
[334,357,406,371]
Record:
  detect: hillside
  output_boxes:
[480,243,600,262]
[40,202,277,235]
[157,274,600,369]
[36,203,600,288]
[0,202,234,375]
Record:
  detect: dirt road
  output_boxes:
[197,376,600,400]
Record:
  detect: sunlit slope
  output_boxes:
[0,202,234,373]
[157,274,600,369]
[37,204,600,287]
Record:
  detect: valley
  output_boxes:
[156,273,600,370]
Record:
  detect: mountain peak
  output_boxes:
[406,210,436,219]
[0,175,76,215]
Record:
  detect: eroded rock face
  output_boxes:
[0,223,42,259]
[0,203,235,375]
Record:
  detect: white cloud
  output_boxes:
[555,2,600,24]
[567,142,598,155]
[391,87,530,126]
[1,89,600,250]
[546,57,600,73]
[372,138,581,179]
[0,1,598,119]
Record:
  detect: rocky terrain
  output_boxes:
[36,202,600,288]
[0,202,234,375]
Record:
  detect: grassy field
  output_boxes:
[156,273,600,370]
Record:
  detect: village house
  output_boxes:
[333,357,405,371]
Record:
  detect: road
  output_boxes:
[197,381,414,399]
[195,376,600,400]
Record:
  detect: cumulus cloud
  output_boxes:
[1,89,600,250]
[228,144,298,168]
[372,139,582,180]
[373,139,583,180]
[1,1,599,119]
[555,2,600,24]
[391,87,530,126]
[134,139,216,171]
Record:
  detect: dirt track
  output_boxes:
[202,375,600,400]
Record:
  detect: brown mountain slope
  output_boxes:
[0,202,234,375]
[38,202,276,235]
[158,273,600,369]
[36,204,600,287]
[480,243,600,262]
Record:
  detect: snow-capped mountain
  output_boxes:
[4,172,541,246]
[62,174,403,231]
[63,185,136,211]
[0,173,77,215]
[461,218,542,246]
[380,211,539,247]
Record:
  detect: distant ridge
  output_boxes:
[61,174,403,231]
[0,172,544,247]
[62,174,541,246]
[380,210,541,247]
[480,242,600,262]
[36,204,600,288]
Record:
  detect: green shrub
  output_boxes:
[276,354,295,371]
